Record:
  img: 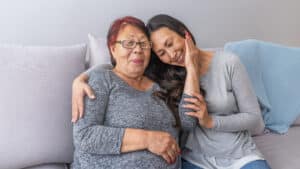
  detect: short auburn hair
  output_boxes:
[106,16,149,66]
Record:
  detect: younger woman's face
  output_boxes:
[150,27,186,67]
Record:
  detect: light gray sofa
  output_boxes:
[0,44,87,169]
[1,42,300,169]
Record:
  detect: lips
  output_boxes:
[175,51,185,64]
[132,59,144,64]
[178,55,184,64]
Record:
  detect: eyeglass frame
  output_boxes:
[115,40,152,50]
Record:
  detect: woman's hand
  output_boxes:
[183,92,214,129]
[71,73,95,122]
[146,131,181,164]
[184,31,201,75]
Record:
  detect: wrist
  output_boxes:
[144,130,152,150]
[186,66,200,75]
[202,115,214,129]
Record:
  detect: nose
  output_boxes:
[167,49,176,61]
[132,43,143,53]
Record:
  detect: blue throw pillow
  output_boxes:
[224,40,271,115]
[225,39,300,134]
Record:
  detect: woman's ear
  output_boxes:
[110,44,116,54]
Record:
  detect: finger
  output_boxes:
[72,96,79,123]
[185,31,196,50]
[184,37,191,55]
[78,95,84,119]
[173,143,181,155]
[166,150,176,163]
[84,85,96,99]
[162,153,172,164]
[185,112,200,119]
[193,92,205,102]
[183,104,201,111]
[184,98,201,107]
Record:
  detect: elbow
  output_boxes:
[180,114,198,131]
[181,121,197,131]
[179,107,198,131]
[249,113,265,135]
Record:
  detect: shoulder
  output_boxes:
[88,69,112,90]
[213,50,242,69]
[216,50,240,63]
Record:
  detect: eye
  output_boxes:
[165,39,173,48]
[126,40,135,46]
[159,51,165,57]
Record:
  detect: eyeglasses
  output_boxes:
[115,40,152,49]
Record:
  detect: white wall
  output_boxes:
[0,0,300,47]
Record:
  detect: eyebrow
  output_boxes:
[126,34,147,40]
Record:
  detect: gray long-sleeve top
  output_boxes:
[72,69,188,169]
[180,51,265,168]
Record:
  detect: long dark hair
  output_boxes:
[145,14,197,128]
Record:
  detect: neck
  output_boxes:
[113,68,144,85]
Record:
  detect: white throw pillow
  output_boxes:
[0,44,86,169]
[87,33,111,68]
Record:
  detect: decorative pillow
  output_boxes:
[225,39,300,134]
[0,44,86,169]
[87,33,111,68]
[224,40,271,117]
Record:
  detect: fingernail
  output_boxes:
[91,95,95,99]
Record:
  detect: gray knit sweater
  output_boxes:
[180,51,265,168]
[72,69,186,169]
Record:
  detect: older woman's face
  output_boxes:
[110,24,151,77]
[150,27,186,67]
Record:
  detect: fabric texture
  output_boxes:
[225,39,300,133]
[0,44,86,169]
[253,126,300,169]
[72,69,185,169]
[181,51,264,169]
[240,160,271,169]
[293,116,300,126]
[87,33,111,68]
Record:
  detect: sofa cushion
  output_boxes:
[224,40,271,114]
[253,126,300,169]
[293,116,300,126]
[87,33,111,68]
[225,39,300,134]
[0,44,86,169]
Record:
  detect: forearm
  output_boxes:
[121,128,149,153]
[212,111,264,133]
[179,94,198,131]
[74,125,125,155]
[183,68,200,95]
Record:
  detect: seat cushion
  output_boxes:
[253,126,300,169]
[0,44,86,169]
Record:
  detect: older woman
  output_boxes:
[71,16,185,169]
